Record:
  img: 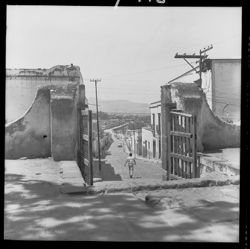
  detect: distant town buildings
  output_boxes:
[141,101,161,159]
[124,101,161,160]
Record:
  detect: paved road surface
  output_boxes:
[4,131,239,241]
[4,175,239,241]
[5,159,239,241]
[102,135,165,180]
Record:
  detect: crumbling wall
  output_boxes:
[5,87,51,159]
[6,65,82,123]
[5,83,79,160]
[167,82,240,151]
[50,84,78,161]
[5,65,83,160]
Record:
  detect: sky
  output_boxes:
[6,6,242,104]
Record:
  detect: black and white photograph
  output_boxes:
[4,3,243,242]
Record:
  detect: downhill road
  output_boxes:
[103,131,165,181]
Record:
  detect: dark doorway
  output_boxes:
[153,140,156,158]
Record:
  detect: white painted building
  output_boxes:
[127,129,142,157]
[141,101,161,160]
[170,58,241,123]
[202,59,241,123]
[127,58,241,160]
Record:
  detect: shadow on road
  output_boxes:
[4,173,239,241]
[100,163,122,181]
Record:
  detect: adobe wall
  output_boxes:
[5,65,83,160]
[6,65,82,123]
[163,82,240,152]
[5,84,79,160]
[50,84,78,161]
[5,87,51,159]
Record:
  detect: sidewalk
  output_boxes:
[5,158,239,196]
[4,159,85,195]
[4,165,239,241]
[4,158,239,241]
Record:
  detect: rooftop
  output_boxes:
[150,100,161,108]
[6,64,82,79]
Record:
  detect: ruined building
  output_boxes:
[5,65,87,161]
[170,58,241,124]
[133,58,241,161]
[161,82,240,153]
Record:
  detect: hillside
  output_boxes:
[87,98,150,114]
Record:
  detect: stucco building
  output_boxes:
[138,58,241,162]
[125,129,142,157]
[201,59,241,123]
[170,58,241,124]
[5,65,86,161]
[140,101,161,159]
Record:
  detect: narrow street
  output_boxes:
[4,160,239,241]
[4,132,240,241]
[102,134,165,181]
[5,6,242,243]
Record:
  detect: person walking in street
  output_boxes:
[124,152,136,179]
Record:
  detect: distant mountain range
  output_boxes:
[87,98,150,114]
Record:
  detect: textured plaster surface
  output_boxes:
[168,83,240,151]
[5,65,82,160]
[5,88,51,159]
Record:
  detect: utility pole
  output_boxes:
[174,45,213,87]
[90,78,102,171]
[133,123,136,158]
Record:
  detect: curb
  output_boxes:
[61,176,239,195]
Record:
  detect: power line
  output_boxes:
[83,62,196,80]
[174,45,213,88]
[86,92,160,98]
[86,86,161,93]
[84,78,157,82]
[83,35,240,83]
[86,88,241,101]
[85,86,162,95]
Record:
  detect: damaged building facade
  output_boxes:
[5,65,87,161]
[127,58,241,162]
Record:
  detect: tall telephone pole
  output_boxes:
[90,78,102,171]
[174,45,213,87]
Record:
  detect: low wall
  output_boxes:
[169,83,240,151]
[5,88,51,159]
